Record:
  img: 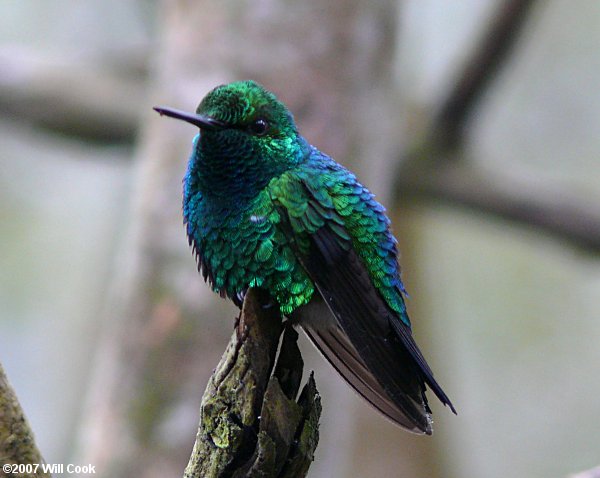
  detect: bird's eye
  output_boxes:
[249,118,269,136]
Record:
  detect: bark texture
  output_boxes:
[184,289,321,478]
[0,363,50,478]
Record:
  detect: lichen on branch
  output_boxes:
[183,289,321,478]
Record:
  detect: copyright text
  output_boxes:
[3,463,96,475]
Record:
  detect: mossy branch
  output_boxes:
[0,363,50,478]
[183,289,321,478]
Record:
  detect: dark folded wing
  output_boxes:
[296,225,438,433]
[296,297,431,432]
[270,162,455,433]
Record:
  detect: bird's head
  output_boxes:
[155,81,308,174]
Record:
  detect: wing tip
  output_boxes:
[425,379,457,416]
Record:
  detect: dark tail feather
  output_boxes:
[294,225,455,432]
[295,299,433,434]
[389,314,457,415]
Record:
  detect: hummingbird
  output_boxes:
[154,80,455,434]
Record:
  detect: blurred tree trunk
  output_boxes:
[74,1,435,477]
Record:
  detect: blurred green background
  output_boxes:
[1,1,599,477]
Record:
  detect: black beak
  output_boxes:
[153,106,226,131]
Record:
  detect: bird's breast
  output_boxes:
[185,190,314,314]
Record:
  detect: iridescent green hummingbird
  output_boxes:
[154,80,455,434]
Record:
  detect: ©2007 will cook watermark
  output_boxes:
[3,463,97,475]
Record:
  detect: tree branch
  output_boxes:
[0,48,146,144]
[393,0,600,253]
[397,162,600,252]
[0,363,50,478]
[184,289,321,478]
[421,0,540,155]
